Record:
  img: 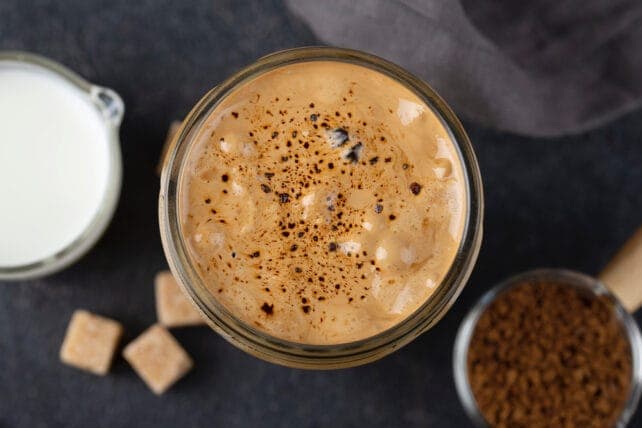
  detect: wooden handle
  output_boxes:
[598,227,642,313]
[156,120,183,176]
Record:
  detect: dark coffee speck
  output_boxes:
[260,303,274,315]
[344,142,363,163]
[410,182,422,195]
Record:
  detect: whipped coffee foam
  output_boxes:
[180,61,466,344]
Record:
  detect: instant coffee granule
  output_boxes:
[467,281,632,428]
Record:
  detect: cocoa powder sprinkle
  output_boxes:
[409,182,422,195]
[260,302,274,315]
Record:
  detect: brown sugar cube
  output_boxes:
[155,270,205,327]
[156,120,182,176]
[123,325,193,395]
[59,310,123,376]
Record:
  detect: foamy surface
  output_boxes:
[180,61,466,344]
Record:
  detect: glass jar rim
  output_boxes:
[453,268,642,427]
[159,46,484,368]
[0,51,123,281]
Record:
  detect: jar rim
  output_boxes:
[0,51,123,280]
[159,46,484,368]
[453,268,642,427]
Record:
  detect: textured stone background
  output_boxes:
[0,1,641,427]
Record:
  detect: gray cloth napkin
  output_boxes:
[286,0,642,137]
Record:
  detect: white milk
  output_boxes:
[0,64,111,267]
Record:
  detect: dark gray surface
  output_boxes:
[1,1,641,427]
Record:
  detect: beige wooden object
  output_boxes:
[599,227,642,312]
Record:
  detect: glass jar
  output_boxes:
[453,269,642,427]
[0,51,123,281]
[159,47,483,368]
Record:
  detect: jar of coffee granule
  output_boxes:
[454,269,642,428]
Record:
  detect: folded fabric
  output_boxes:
[286,0,642,137]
